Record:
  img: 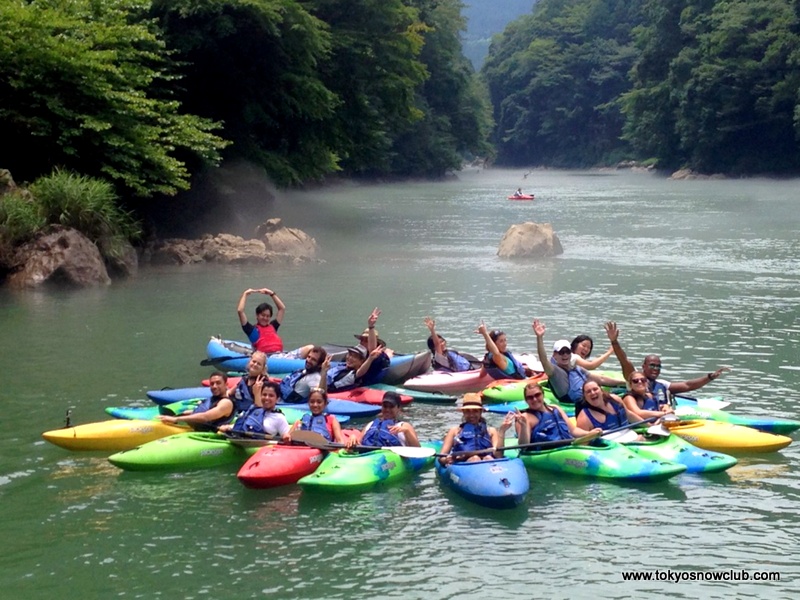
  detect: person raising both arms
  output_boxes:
[533,319,625,404]
[236,287,313,358]
[604,321,731,406]
[570,334,614,370]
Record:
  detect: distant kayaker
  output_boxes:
[287,388,344,444]
[218,381,291,441]
[236,287,313,358]
[438,393,520,466]
[605,321,731,405]
[353,307,392,385]
[159,371,235,432]
[346,391,420,450]
[533,319,625,403]
[477,321,530,380]
[516,382,600,446]
[513,188,524,197]
[423,316,478,372]
[279,347,330,403]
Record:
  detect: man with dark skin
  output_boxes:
[604,321,730,405]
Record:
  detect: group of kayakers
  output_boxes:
[163,285,731,462]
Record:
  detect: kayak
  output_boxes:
[622,433,737,474]
[403,356,545,395]
[507,438,687,482]
[104,401,348,425]
[297,443,439,493]
[108,432,261,471]
[674,405,800,435]
[507,195,534,200]
[436,457,529,509]
[205,338,432,384]
[237,445,325,489]
[42,419,190,452]
[368,383,457,404]
[661,420,792,453]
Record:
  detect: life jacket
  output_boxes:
[249,321,283,353]
[452,421,493,453]
[433,350,473,373]
[548,359,589,403]
[231,378,257,414]
[280,369,310,404]
[630,392,660,412]
[231,406,285,434]
[362,352,390,385]
[482,351,526,380]
[190,395,233,431]
[582,400,628,431]
[299,413,335,441]
[648,379,670,406]
[360,419,402,447]
[326,363,359,392]
[528,406,572,443]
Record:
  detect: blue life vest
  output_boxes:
[231,406,284,434]
[280,369,311,404]
[528,407,572,443]
[649,379,670,406]
[547,359,589,403]
[362,352,390,385]
[582,401,628,431]
[361,419,402,447]
[231,378,256,414]
[326,363,359,392]
[482,351,526,380]
[452,421,493,453]
[299,413,334,441]
[434,350,473,373]
[190,395,233,431]
[629,392,660,412]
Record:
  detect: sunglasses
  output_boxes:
[630,377,647,384]
[647,363,662,369]
[556,349,571,356]
[525,393,544,400]
[382,403,398,409]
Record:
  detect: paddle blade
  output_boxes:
[571,430,602,445]
[384,446,435,459]
[290,429,338,449]
[645,424,671,437]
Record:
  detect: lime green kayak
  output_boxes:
[298,442,439,492]
[623,433,737,474]
[506,438,687,482]
[107,432,260,471]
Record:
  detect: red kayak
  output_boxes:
[507,194,535,200]
[237,444,324,488]
[202,376,412,406]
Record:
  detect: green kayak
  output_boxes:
[107,432,261,472]
[298,442,439,492]
[623,433,737,474]
[506,438,687,482]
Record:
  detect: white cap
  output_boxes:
[553,340,571,352]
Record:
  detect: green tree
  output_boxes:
[0,0,227,197]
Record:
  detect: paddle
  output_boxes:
[200,355,249,367]
[290,430,435,459]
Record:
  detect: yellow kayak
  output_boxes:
[662,419,792,453]
[42,419,190,451]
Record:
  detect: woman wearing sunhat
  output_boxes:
[438,394,523,466]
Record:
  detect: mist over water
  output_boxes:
[2,168,800,598]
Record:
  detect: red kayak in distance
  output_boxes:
[507,194,535,200]
[202,376,413,406]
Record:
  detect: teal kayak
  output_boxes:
[506,438,687,482]
[674,405,800,435]
[107,432,260,471]
[297,442,439,492]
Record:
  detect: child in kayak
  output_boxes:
[287,388,344,444]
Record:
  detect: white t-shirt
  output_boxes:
[262,411,290,436]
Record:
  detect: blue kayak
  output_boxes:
[436,457,529,509]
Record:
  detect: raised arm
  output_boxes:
[261,288,285,324]
[575,346,614,370]
[316,356,331,393]
[366,307,380,353]
[532,319,554,378]
[669,367,731,394]
[424,316,445,356]
[476,321,508,371]
[605,321,635,382]
[237,289,253,326]
[355,347,382,378]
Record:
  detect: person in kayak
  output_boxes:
[604,321,731,406]
[477,321,530,380]
[158,372,235,432]
[533,319,625,403]
[353,307,392,385]
[279,347,330,403]
[228,351,268,414]
[516,382,600,446]
[287,388,344,443]
[346,391,420,450]
[570,334,614,370]
[424,316,479,372]
[322,344,382,392]
[237,287,313,358]
[575,380,638,432]
[218,381,291,440]
[619,371,674,420]
[513,188,524,197]
[438,393,521,465]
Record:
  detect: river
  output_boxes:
[1,168,798,598]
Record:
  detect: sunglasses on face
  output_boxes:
[556,349,571,356]
[630,377,647,384]
[525,393,544,400]
[382,403,398,409]
[647,363,662,369]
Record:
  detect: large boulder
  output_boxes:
[256,218,318,259]
[97,237,138,278]
[6,226,111,288]
[497,222,563,259]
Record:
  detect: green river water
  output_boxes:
[1,168,798,598]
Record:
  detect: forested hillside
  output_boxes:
[461,0,535,68]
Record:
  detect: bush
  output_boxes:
[0,190,46,245]
[29,170,141,246]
